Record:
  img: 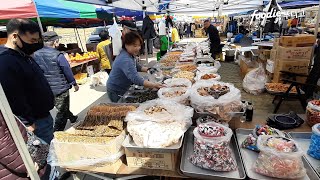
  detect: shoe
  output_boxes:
[69,115,78,123]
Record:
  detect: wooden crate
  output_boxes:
[276,46,313,60]
[280,35,316,47]
[275,59,309,74]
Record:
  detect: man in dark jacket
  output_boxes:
[204,19,221,59]
[142,16,156,55]
[0,19,54,144]
[34,31,79,132]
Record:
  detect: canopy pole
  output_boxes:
[75,28,85,52]
[31,0,44,34]
[143,4,148,62]
[314,3,320,38]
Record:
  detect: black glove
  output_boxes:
[147,67,158,75]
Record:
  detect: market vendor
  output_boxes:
[107,31,164,102]
[203,19,221,59]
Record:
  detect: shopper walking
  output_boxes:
[281,18,288,36]
[34,31,79,132]
[191,23,196,38]
[203,19,221,59]
[96,30,113,73]
[0,19,54,144]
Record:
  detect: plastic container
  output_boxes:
[307,123,320,160]
[306,100,320,126]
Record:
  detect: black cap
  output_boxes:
[43,31,62,42]
[121,20,137,31]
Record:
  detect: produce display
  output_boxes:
[125,99,193,147]
[307,123,320,160]
[162,90,186,97]
[189,122,237,171]
[306,100,320,126]
[178,64,197,72]
[160,54,180,67]
[254,136,306,179]
[201,74,218,80]
[173,71,195,82]
[74,73,87,85]
[125,90,158,103]
[241,125,284,152]
[158,87,190,105]
[197,84,230,99]
[69,51,98,61]
[265,83,298,94]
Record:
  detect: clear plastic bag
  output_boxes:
[48,131,126,168]
[253,135,306,179]
[197,66,218,73]
[157,87,190,105]
[195,72,221,82]
[190,81,242,121]
[189,122,237,171]
[243,64,267,95]
[125,99,193,147]
[164,78,192,88]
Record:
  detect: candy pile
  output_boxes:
[306,100,320,127]
[307,123,320,160]
[254,136,306,179]
[241,125,282,152]
[189,122,237,171]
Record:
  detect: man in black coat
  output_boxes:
[142,16,156,55]
[204,19,221,59]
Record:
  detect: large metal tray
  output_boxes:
[180,127,246,180]
[118,89,158,103]
[288,132,320,178]
[236,129,319,180]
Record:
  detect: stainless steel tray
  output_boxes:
[236,128,319,180]
[180,127,246,180]
[288,132,320,178]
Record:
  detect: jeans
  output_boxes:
[107,89,122,103]
[34,114,54,144]
[147,39,153,54]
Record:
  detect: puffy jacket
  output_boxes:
[34,47,71,96]
[0,111,29,180]
[142,16,156,39]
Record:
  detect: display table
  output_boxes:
[251,41,273,47]
[69,114,312,179]
[70,58,98,68]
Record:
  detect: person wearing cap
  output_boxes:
[121,20,138,37]
[34,31,79,132]
[96,30,113,73]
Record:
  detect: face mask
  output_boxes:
[16,35,44,55]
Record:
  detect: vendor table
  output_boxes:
[69,115,312,180]
[251,41,273,47]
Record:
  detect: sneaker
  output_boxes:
[69,115,78,123]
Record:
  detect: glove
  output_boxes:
[147,67,158,75]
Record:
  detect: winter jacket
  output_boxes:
[0,46,54,125]
[142,16,156,39]
[34,47,72,96]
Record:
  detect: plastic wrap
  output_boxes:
[48,131,126,168]
[190,81,242,121]
[157,87,190,105]
[164,78,192,88]
[243,64,267,95]
[189,122,237,171]
[195,72,221,82]
[125,99,193,147]
[307,123,320,160]
[241,125,284,152]
[306,100,320,126]
[197,66,218,73]
[254,135,306,179]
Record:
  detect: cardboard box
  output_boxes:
[266,59,275,73]
[67,158,123,174]
[275,59,309,74]
[280,35,316,47]
[272,71,307,84]
[239,56,258,79]
[270,49,277,61]
[277,46,313,60]
[273,38,280,49]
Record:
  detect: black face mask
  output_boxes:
[16,35,44,55]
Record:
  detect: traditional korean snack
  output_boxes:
[241,125,284,152]
[195,72,221,82]
[164,78,192,88]
[190,81,241,121]
[189,122,237,171]
[307,123,320,160]
[158,87,190,105]
[173,71,195,82]
[254,136,306,179]
[306,100,320,126]
[125,99,193,148]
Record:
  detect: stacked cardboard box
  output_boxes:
[267,35,316,83]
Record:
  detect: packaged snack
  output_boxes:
[241,125,284,152]
[254,136,306,179]
[307,123,320,160]
[306,100,320,126]
[189,122,237,172]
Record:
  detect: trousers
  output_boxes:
[54,91,74,131]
